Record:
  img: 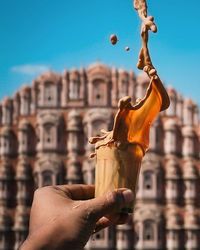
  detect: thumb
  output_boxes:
[84,189,134,221]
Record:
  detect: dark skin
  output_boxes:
[20,185,134,250]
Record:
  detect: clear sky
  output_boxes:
[0,0,200,105]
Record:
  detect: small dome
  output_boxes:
[183,161,198,179]
[20,84,31,94]
[184,97,193,107]
[176,92,183,102]
[2,96,12,106]
[69,68,80,80]
[112,67,117,75]
[38,71,61,84]
[70,68,79,75]
[165,159,180,179]
[164,118,177,130]
[167,85,177,96]
[87,62,111,79]
[13,91,20,99]
[118,68,127,75]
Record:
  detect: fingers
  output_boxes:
[94,214,130,233]
[53,184,95,200]
[84,189,134,221]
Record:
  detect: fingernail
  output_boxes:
[122,190,134,204]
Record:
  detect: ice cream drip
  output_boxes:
[89,0,170,213]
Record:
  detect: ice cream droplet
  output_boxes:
[110,34,118,45]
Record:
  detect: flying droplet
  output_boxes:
[110,34,118,45]
[126,46,130,51]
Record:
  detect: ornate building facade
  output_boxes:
[0,62,199,250]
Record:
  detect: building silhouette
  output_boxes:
[0,62,199,250]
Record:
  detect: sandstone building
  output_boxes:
[0,62,200,250]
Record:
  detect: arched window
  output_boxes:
[143,220,154,241]
[92,120,107,137]
[94,82,102,101]
[42,170,52,187]
[95,229,105,240]
[44,82,55,104]
[119,79,128,99]
[90,79,107,106]
[143,171,153,190]
[44,123,53,144]
[69,79,80,100]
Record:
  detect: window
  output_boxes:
[119,79,128,98]
[34,173,39,189]
[90,79,106,106]
[143,220,154,241]
[94,83,102,101]
[44,82,54,104]
[95,230,104,240]
[44,124,53,144]
[42,171,52,187]
[143,171,153,190]
[69,79,80,100]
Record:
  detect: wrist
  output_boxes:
[20,233,48,250]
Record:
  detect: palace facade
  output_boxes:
[0,62,200,250]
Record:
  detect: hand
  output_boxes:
[20,184,134,250]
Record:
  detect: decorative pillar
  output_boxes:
[183,161,198,208]
[182,126,195,158]
[1,97,13,126]
[183,98,193,126]
[184,209,199,250]
[80,67,87,102]
[165,159,180,206]
[0,206,12,250]
[20,85,31,115]
[164,119,177,155]
[166,208,182,250]
[13,205,29,250]
[193,104,199,126]
[129,70,135,103]
[111,67,118,106]
[176,93,183,123]
[13,92,20,124]
[0,158,12,207]
[66,110,83,184]
[15,156,32,206]
[18,119,30,155]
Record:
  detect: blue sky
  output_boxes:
[0,0,200,105]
